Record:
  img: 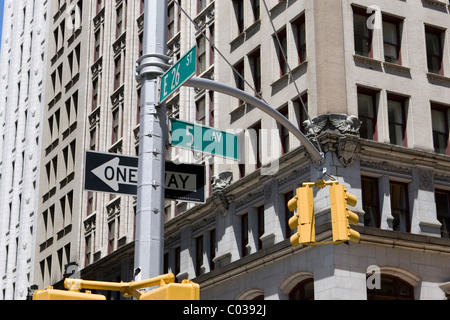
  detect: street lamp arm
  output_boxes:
[184,77,324,164]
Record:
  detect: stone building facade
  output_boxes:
[3,0,450,300]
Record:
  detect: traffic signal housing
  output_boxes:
[287,185,316,247]
[329,183,360,244]
[139,280,200,300]
[33,287,106,300]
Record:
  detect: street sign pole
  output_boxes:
[135,0,169,283]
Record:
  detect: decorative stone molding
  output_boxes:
[264,183,273,204]
[304,114,361,139]
[212,171,233,192]
[211,192,230,216]
[360,159,412,177]
[304,114,362,167]
[277,165,310,187]
[417,167,434,192]
[337,136,362,167]
[235,188,265,211]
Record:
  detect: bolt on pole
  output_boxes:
[135,0,170,282]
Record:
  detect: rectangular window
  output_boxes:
[168,3,175,40]
[175,247,181,283]
[116,5,124,38]
[96,0,103,15]
[195,236,203,276]
[425,26,444,75]
[249,48,261,95]
[390,182,410,232]
[85,235,91,267]
[114,56,122,90]
[435,190,450,238]
[209,229,216,271]
[196,97,206,125]
[292,14,306,64]
[293,94,308,135]
[361,176,380,228]
[92,78,99,111]
[108,220,115,254]
[279,105,289,155]
[112,108,120,145]
[197,0,207,13]
[250,121,261,169]
[251,0,260,22]
[353,8,373,58]
[87,191,95,215]
[257,205,264,251]
[274,27,288,77]
[388,95,407,147]
[241,213,248,257]
[94,29,101,62]
[431,104,449,155]
[357,88,378,140]
[234,60,245,106]
[197,36,206,75]
[383,17,402,64]
[233,0,244,35]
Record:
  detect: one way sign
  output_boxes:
[84,151,205,203]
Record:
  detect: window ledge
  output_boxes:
[383,61,411,74]
[421,0,448,10]
[427,72,450,87]
[353,54,383,70]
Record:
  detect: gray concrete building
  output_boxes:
[162,0,450,300]
[0,0,49,300]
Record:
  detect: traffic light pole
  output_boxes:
[135,0,170,282]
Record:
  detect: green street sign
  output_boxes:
[170,119,240,161]
[160,46,197,103]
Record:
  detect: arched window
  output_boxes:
[367,275,414,300]
[289,278,314,300]
[236,289,264,300]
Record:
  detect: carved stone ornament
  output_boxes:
[304,113,361,140]
[212,171,233,192]
[337,136,362,167]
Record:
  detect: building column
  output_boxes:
[410,166,441,237]
[313,0,347,115]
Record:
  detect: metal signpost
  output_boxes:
[135,0,170,282]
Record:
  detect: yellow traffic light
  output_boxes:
[329,184,360,244]
[139,280,200,300]
[288,185,315,247]
[33,287,106,300]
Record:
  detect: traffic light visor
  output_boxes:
[345,191,357,207]
[287,196,298,212]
